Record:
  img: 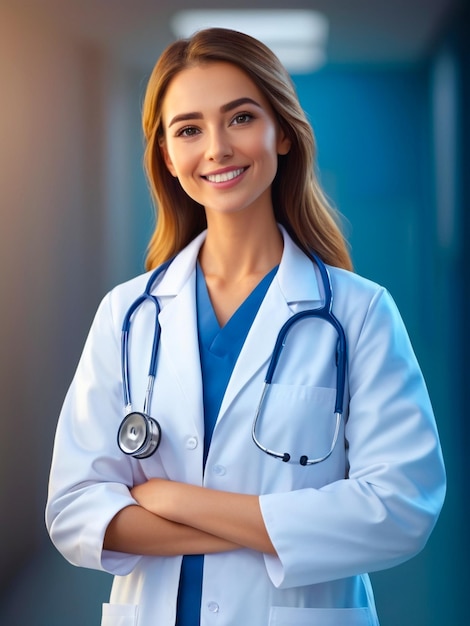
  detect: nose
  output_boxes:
[205,126,233,162]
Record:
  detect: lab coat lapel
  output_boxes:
[218,228,322,417]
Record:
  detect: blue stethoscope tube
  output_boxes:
[117,254,347,463]
[117,259,171,459]
[251,252,347,465]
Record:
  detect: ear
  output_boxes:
[159,137,177,177]
[277,127,291,156]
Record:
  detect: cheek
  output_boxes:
[165,146,194,179]
[251,128,279,161]
[167,150,201,199]
[250,135,281,177]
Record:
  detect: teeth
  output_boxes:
[206,168,244,183]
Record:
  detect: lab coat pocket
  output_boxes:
[269,606,374,626]
[258,385,338,463]
[101,603,138,626]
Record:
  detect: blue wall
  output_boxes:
[290,10,468,619]
[295,67,430,326]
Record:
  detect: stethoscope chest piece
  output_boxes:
[117,412,162,459]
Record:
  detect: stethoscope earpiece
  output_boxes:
[117,411,162,459]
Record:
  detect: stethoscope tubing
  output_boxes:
[251,252,347,465]
[119,252,347,464]
[120,260,171,413]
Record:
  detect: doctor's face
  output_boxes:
[159,62,291,220]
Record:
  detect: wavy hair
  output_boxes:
[142,28,352,271]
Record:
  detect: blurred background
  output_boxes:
[0,0,468,624]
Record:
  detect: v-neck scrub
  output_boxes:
[197,263,278,465]
[176,263,277,626]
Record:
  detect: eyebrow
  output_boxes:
[167,97,262,128]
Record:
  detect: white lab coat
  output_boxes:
[46,228,445,626]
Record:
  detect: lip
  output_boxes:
[202,166,248,185]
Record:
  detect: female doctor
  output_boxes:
[46,28,446,626]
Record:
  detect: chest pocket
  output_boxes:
[256,384,340,464]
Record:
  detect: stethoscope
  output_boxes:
[117,253,347,464]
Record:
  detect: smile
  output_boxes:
[205,168,246,184]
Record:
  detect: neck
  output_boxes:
[199,211,283,281]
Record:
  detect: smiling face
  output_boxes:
[159,62,291,222]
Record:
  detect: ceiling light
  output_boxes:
[170,9,329,73]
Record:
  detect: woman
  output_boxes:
[46,28,446,626]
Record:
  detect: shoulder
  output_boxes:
[83,271,155,342]
[327,265,408,349]
[97,231,206,328]
[327,264,399,326]
[328,265,385,302]
[103,270,154,314]
[107,271,155,310]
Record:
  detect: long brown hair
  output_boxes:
[142,28,352,271]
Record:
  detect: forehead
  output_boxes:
[161,62,270,119]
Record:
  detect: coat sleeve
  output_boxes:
[259,286,446,589]
[45,291,142,576]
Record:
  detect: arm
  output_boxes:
[47,288,242,573]
[131,479,276,555]
[103,503,240,556]
[258,286,446,588]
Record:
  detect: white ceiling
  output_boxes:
[11,0,458,70]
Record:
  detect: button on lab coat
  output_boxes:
[46,228,446,626]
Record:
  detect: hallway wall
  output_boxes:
[0,3,108,585]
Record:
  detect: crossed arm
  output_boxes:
[103,478,276,557]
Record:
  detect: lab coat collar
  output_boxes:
[151,225,322,306]
[152,230,207,297]
[276,225,322,306]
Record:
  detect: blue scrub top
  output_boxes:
[176,263,278,626]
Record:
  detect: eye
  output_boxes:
[175,126,200,138]
[231,112,254,125]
